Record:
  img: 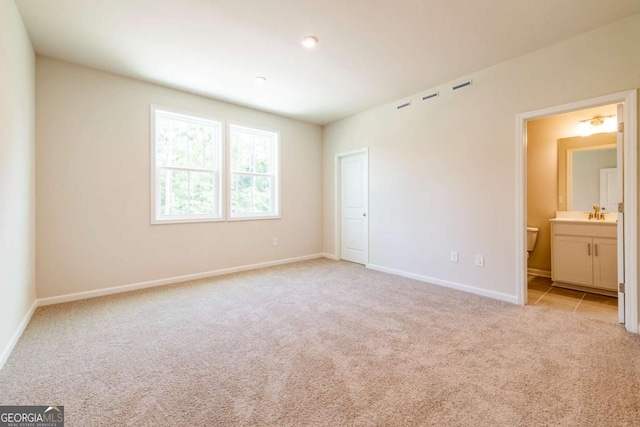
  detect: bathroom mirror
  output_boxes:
[557,133,618,212]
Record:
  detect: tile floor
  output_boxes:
[527,275,619,324]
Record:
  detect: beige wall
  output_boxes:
[323,14,640,302]
[36,58,322,298]
[0,1,36,364]
[527,107,616,273]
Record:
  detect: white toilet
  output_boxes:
[527,227,539,257]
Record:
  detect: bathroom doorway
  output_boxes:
[516,90,638,333]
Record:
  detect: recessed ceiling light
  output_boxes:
[254,76,267,85]
[302,36,318,48]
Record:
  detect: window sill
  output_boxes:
[227,215,281,222]
[151,217,226,225]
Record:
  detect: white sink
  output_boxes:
[551,211,617,223]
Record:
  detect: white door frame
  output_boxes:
[515,90,638,333]
[335,148,369,263]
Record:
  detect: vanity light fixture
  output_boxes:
[577,115,617,137]
[302,36,318,48]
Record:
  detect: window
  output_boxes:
[229,124,279,219]
[152,106,223,223]
[150,107,281,224]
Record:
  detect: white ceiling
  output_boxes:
[15,0,640,124]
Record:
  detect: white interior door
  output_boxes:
[616,103,625,324]
[599,168,618,213]
[340,152,368,264]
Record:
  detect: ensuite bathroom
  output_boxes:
[526,103,620,323]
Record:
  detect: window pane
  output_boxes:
[253,176,271,213]
[169,120,189,168]
[231,174,253,214]
[155,117,172,166]
[230,174,273,215]
[159,169,189,215]
[189,171,216,215]
[156,114,218,169]
[159,169,217,216]
[230,130,253,173]
[190,125,216,170]
[254,137,271,174]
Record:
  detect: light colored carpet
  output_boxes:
[1,259,640,426]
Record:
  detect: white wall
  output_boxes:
[323,15,640,301]
[36,58,322,298]
[0,1,36,364]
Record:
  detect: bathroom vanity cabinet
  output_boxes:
[550,220,617,295]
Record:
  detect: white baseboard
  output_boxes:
[38,253,324,307]
[0,300,37,371]
[366,263,518,304]
[322,253,338,260]
[527,268,551,278]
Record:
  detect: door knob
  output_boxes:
[363,213,367,217]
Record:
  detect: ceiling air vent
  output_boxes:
[396,101,411,110]
[422,91,439,101]
[452,79,472,91]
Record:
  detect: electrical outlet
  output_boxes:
[272,238,279,247]
[475,255,484,267]
[450,251,459,262]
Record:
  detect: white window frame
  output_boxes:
[227,122,281,221]
[150,105,225,224]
